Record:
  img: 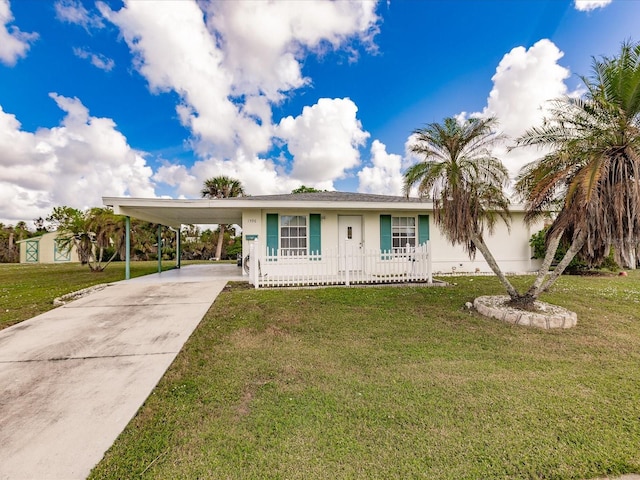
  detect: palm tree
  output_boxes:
[514,41,640,301]
[87,207,127,271]
[47,206,128,271]
[48,206,93,265]
[404,116,520,298]
[201,176,245,260]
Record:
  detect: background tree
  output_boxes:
[47,206,93,264]
[0,223,33,263]
[291,185,322,193]
[201,176,245,260]
[404,116,518,298]
[514,40,640,300]
[48,206,126,271]
[33,217,49,233]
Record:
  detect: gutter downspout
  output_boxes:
[157,225,162,273]
[176,226,181,269]
[125,216,131,280]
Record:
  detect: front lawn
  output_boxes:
[90,272,640,479]
[0,261,174,330]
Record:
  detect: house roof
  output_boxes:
[239,191,425,203]
[103,192,525,228]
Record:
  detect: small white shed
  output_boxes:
[17,232,80,264]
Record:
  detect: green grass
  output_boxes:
[0,261,175,329]
[89,272,640,480]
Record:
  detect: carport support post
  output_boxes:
[125,216,131,280]
[176,226,181,269]
[157,225,162,273]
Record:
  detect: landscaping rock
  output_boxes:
[473,295,577,329]
[53,284,110,306]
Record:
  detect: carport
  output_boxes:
[103,197,244,279]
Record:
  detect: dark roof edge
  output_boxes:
[225,191,426,203]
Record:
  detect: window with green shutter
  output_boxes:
[267,213,322,259]
[280,215,307,256]
[392,217,416,249]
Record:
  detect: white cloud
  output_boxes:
[277,98,370,185]
[391,39,576,198]
[483,40,570,139]
[357,140,404,195]
[98,0,259,159]
[73,47,115,71]
[0,0,38,66]
[203,0,379,101]
[471,39,574,179]
[55,0,104,30]
[99,0,380,190]
[574,0,613,12]
[154,153,301,198]
[0,96,156,224]
[154,96,367,200]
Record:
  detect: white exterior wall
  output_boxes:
[241,208,543,276]
[430,213,543,274]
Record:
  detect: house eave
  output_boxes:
[102,195,529,227]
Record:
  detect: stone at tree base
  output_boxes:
[473,295,577,329]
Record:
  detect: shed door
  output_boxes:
[338,215,363,271]
[25,240,39,263]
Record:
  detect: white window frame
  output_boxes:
[280,215,307,256]
[392,216,416,252]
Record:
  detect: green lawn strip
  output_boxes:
[90,273,640,479]
[0,262,174,329]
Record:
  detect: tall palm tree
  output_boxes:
[87,208,130,271]
[49,206,126,271]
[404,116,520,298]
[514,41,640,300]
[201,176,245,260]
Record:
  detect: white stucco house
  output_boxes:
[103,192,543,287]
[17,231,80,264]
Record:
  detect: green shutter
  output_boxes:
[380,215,391,257]
[418,215,430,244]
[309,214,321,257]
[266,213,278,255]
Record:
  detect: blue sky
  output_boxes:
[1,0,638,225]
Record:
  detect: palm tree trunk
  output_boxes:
[99,249,121,272]
[538,230,587,293]
[525,229,564,298]
[470,233,520,299]
[215,224,225,260]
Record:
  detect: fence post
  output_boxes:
[427,241,432,284]
[344,240,350,286]
[250,241,259,289]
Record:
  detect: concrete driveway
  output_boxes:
[0,264,245,480]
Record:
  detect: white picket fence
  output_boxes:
[247,241,432,288]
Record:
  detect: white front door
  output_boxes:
[338,215,363,271]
